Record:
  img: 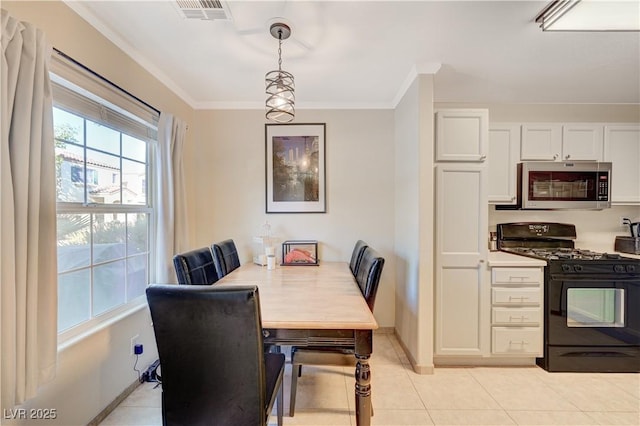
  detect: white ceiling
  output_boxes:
[65,0,640,110]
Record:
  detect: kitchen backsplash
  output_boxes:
[490,205,640,252]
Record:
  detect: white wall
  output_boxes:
[187,109,397,326]
[393,74,436,373]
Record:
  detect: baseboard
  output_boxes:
[86,379,140,426]
[392,329,435,374]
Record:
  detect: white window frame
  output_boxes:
[50,52,159,346]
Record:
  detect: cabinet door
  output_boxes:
[562,124,603,161]
[435,165,488,355]
[604,125,640,204]
[436,109,488,162]
[521,124,562,161]
[488,124,520,204]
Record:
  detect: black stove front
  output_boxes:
[497,222,640,373]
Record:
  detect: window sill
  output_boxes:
[58,298,148,353]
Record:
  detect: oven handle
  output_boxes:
[550,274,640,282]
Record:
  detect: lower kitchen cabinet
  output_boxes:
[490,266,543,356]
[434,164,488,356]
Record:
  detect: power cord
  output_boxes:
[133,354,142,383]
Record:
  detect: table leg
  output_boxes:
[354,330,373,426]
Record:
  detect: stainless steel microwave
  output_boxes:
[513,162,612,210]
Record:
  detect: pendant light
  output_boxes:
[265,22,295,123]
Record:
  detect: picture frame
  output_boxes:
[265,123,326,213]
[281,240,319,266]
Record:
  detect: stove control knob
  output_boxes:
[614,265,625,273]
[626,265,636,273]
[562,264,572,273]
[574,265,583,272]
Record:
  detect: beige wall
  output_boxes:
[2,2,193,424]
[188,108,397,326]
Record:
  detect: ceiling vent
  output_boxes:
[174,0,232,21]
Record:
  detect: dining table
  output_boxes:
[216,261,379,426]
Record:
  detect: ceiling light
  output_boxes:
[535,0,640,31]
[265,22,295,123]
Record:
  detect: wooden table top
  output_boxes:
[216,262,379,331]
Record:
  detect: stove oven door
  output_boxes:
[544,275,640,372]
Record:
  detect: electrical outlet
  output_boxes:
[130,335,140,356]
[620,217,630,227]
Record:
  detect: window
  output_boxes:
[51,54,158,338]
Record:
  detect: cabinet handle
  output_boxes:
[479,155,486,161]
[509,316,530,321]
[553,154,558,160]
[565,154,570,159]
[479,259,485,263]
[508,276,528,281]
[508,296,530,301]
[509,340,529,346]
[510,196,516,201]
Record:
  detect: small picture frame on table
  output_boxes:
[282,240,318,266]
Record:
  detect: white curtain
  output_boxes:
[154,112,189,283]
[1,9,58,409]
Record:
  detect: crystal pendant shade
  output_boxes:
[265,22,295,123]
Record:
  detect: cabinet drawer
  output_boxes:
[492,288,540,306]
[492,307,540,325]
[492,327,542,355]
[492,268,542,285]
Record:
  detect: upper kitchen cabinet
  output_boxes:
[604,125,640,205]
[521,123,603,161]
[488,124,520,204]
[436,109,488,162]
[521,123,562,161]
[562,124,604,161]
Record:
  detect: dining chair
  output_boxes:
[172,247,219,285]
[146,284,285,426]
[349,239,368,276]
[211,239,241,279]
[288,247,385,416]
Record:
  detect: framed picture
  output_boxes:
[265,123,326,213]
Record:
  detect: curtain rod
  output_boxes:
[52,47,161,116]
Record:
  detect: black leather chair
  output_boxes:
[349,240,368,276]
[146,284,285,426]
[211,239,241,279]
[289,247,385,416]
[172,247,218,285]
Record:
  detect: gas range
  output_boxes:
[501,247,625,261]
[497,222,640,275]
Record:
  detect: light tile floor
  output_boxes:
[100,332,640,425]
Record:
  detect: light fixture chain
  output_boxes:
[278,38,282,71]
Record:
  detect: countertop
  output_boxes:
[487,251,547,267]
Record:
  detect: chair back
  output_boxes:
[355,247,385,311]
[349,240,368,276]
[146,284,268,425]
[211,239,241,278]
[172,247,218,285]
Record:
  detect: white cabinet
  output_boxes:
[562,124,604,161]
[436,109,488,162]
[435,164,488,356]
[521,123,603,161]
[490,267,543,356]
[488,124,520,204]
[521,123,562,161]
[604,125,640,204]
